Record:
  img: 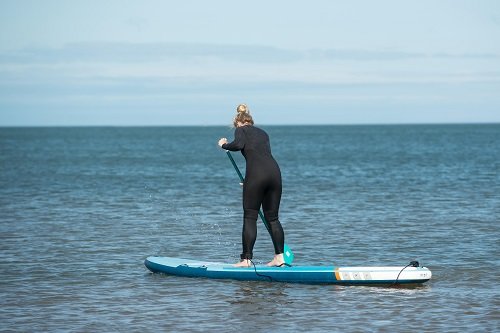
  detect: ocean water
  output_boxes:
[0,124,499,332]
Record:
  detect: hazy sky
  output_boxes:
[1,0,499,125]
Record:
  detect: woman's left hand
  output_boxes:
[218,138,228,147]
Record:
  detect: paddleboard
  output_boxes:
[144,256,432,285]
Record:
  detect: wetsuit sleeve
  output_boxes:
[222,127,245,151]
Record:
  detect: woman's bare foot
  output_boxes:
[266,253,285,267]
[233,259,251,267]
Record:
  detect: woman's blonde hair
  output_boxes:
[233,104,254,127]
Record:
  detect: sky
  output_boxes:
[0,0,499,126]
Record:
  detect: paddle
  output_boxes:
[225,151,294,265]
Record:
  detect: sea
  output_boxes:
[1,124,499,332]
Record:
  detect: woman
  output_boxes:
[218,104,286,267]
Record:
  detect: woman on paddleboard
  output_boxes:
[218,104,287,268]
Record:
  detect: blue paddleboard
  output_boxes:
[144,256,432,285]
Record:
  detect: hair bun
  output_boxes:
[233,103,254,127]
[236,104,249,114]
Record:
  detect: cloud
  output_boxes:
[307,49,425,61]
[1,42,499,66]
[2,41,498,92]
[0,42,302,64]
[1,41,499,126]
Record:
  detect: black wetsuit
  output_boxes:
[222,125,285,260]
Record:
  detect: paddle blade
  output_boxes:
[284,244,294,265]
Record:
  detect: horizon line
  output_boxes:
[1,121,499,128]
